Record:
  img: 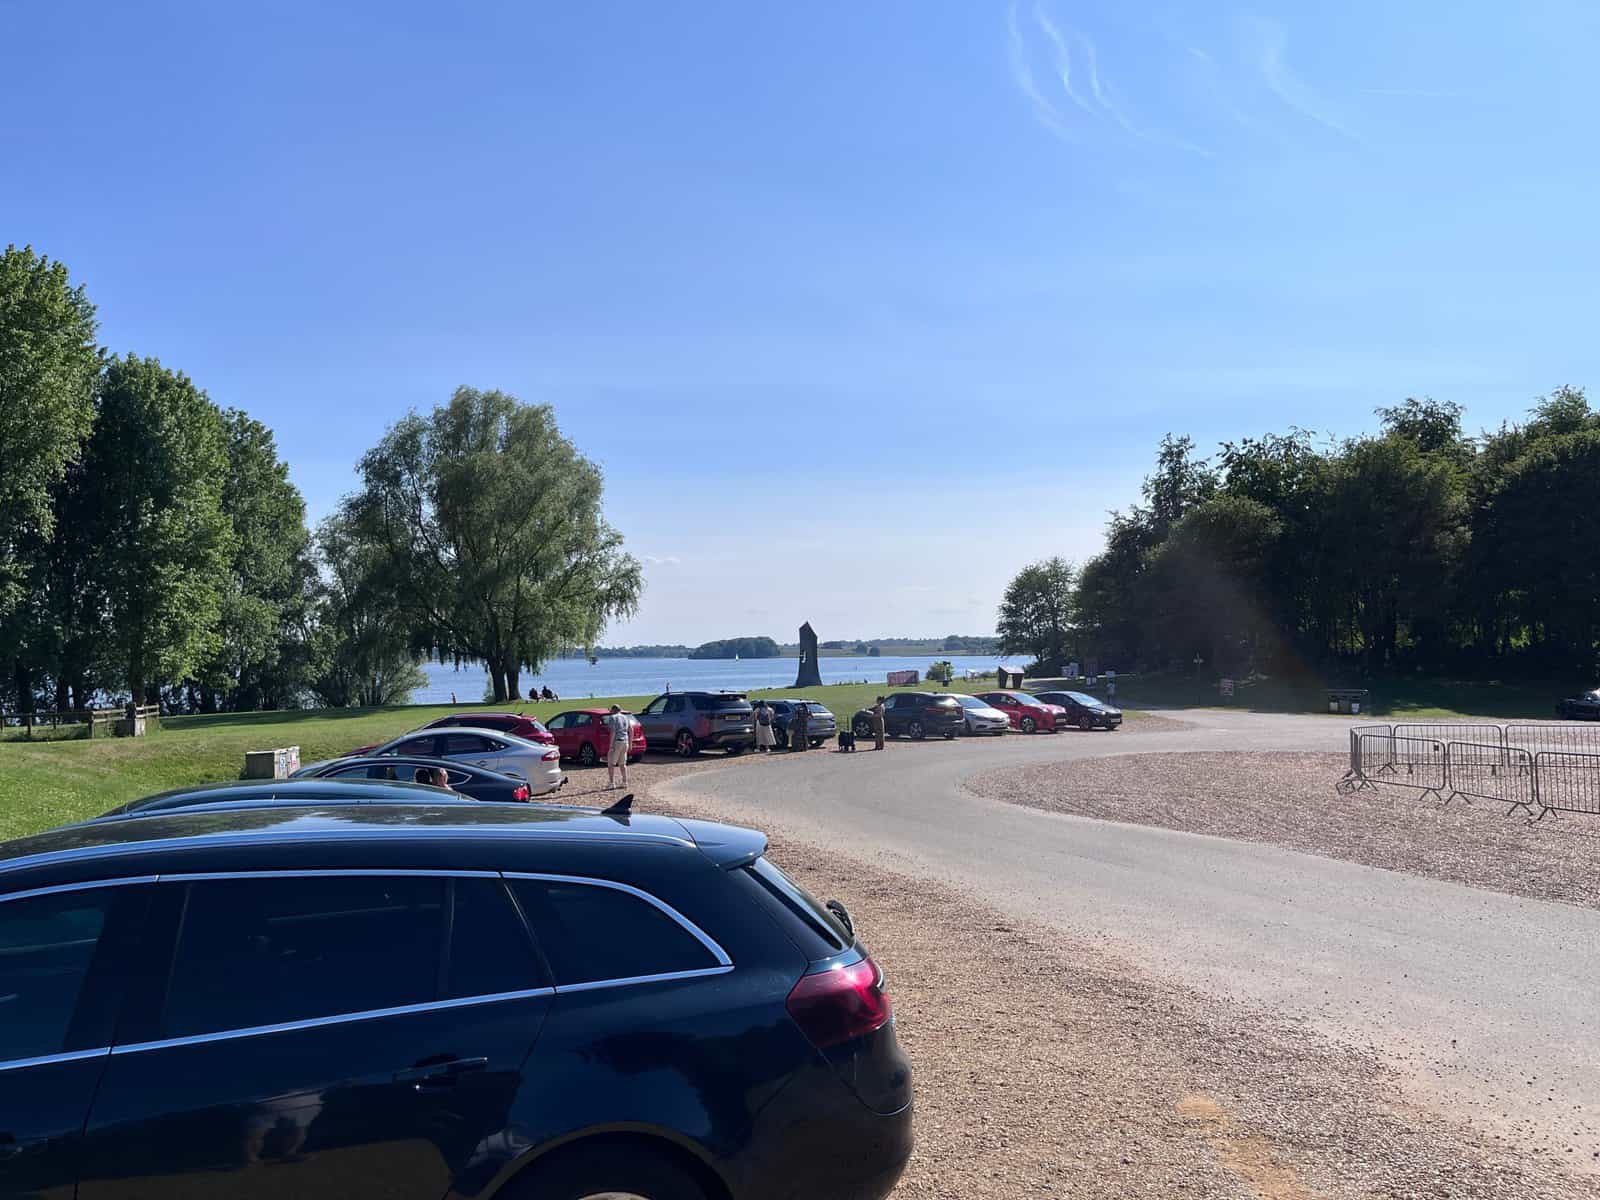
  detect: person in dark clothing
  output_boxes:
[790,702,810,751]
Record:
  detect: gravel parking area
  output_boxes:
[571,751,1597,1199]
[969,751,1600,911]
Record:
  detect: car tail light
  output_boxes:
[512,784,530,801]
[541,749,559,761]
[785,956,892,1049]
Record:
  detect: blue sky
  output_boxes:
[6,0,1600,645]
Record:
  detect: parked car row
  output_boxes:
[844,689,1123,741]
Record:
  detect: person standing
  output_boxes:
[754,700,777,752]
[790,702,810,751]
[870,696,886,751]
[603,704,633,790]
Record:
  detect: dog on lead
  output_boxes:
[836,729,857,752]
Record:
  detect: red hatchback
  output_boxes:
[547,708,646,767]
[976,690,1068,733]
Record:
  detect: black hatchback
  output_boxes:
[0,804,912,1200]
[850,692,965,741]
[1034,690,1124,731]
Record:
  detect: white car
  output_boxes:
[370,726,565,795]
[950,694,1009,735]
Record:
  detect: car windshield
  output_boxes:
[694,694,748,710]
[1014,694,1046,708]
[1064,692,1102,706]
[953,695,988,709]
[800,702,832,716]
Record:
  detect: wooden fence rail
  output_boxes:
[1,704,160,737]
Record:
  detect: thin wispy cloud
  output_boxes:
[1007,3,1213,158]
[1006,1,1076,142]
[1031,2,1094,114]
[1256,19,1361,142]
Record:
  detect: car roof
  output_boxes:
[391,725,531,742]
[0,803,767,886]
[307,756,522,780]
[437,711,524,720]
[98,778,475,817]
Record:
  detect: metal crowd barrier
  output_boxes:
[1444,742,1538,816]
[1338,719,1600,818]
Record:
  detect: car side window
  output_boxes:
[442,734,494,755]
[641,697,667,716]
[395,734,438,757]
[572,713,593,727]
[508,879,719,986]
[446,879,546,999]
[665,696,686,714]
[545,714,569,731]
[0,888,119,1062]
[161,876,446,1038]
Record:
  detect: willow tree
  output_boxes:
[346,387,642,701]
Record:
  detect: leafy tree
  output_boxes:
[689,636,781,659]
[345,387,642,701]
[85,356,232,703]
[188,411,316,710]
[307,512,425,707]
[997,557,1076,674]
[0,246,100,624]
[1143,497,1283,674]
[926,659,954,685]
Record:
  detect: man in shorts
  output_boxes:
[603,704,633,790]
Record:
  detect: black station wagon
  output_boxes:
[0,803,912,1200]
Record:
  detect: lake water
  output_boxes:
[413,653,1016,703]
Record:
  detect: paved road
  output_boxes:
[661,710,1600,1161]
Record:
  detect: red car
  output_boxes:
[546,708,646,767]
[976,690,1069,733]
[349,710,555,755]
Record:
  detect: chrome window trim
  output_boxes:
[0,875,156,904]
[502,871,733,969]
[556,965,733,995]
[0,824,696,878]
[0,1047,111,1074]
[109,987,558,1057]
[156,868,499,882]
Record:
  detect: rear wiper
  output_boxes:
[826,899,855,940]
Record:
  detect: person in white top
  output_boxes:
[603,704,633,790]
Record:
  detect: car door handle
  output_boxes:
[394,1056,489,1089]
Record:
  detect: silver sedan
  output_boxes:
[950,694,1010,735]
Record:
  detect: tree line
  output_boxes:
[999,392,1600,681]
[1,245,639,715]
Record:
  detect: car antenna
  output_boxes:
[602,792,634,816]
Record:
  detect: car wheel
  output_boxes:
[908,719,925,740]
[676,730,699,757]
[774,727,789,750]
[811,737,825,748]
[578,742,598,768]
[853,717,872,739]
[943,731,956,740]
[502,1144,708,1200]
[1078,714,1094,732]
[1020,716,1036,734]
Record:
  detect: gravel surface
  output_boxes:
[558,749,1597,1199]
[969,751,1600,911]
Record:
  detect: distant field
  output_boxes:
[0,674,1010,841]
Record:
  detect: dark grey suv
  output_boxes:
[637,691,756,756]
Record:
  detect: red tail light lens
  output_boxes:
[512,784,530,801]
[786,956,892,1049]
[541,749,560,761]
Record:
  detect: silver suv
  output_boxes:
[637,691,755,756]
